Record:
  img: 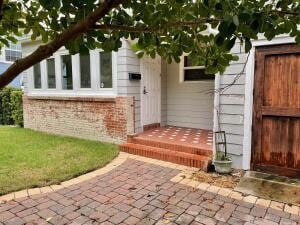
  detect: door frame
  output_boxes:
[140,56,162,130]
[242,36,296,170]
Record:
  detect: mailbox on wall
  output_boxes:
[129,73,141,80]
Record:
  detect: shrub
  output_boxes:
[0,87,23,126]
[0,87,14,125]
[10,90,23,127]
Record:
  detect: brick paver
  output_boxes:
[0,159,299,225]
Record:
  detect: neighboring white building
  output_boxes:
[0,42,23,87]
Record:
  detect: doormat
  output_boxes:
[235,171,300,206]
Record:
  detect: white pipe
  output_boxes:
[213,73,221,156]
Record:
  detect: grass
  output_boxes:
[0,126,119,195]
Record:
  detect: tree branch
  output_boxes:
[0,0,127,88]
[270,10,300,16]
[94,18,222,33]
[0,0,4,21]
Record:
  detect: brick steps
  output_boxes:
[131,137,212,157]
[119,143,212,171]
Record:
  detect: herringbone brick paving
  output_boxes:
[0,159,299,225]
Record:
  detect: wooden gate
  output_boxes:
[252,44,300,177]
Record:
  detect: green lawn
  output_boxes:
[0,126,119,195]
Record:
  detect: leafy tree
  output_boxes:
[0,0,299,88]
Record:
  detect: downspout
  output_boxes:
[213,73,221,157]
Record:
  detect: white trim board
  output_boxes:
[242,36,296,170]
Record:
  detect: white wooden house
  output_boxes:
[21,36,300,176]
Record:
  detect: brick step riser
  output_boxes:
[120,145,210,171]
[130,138,213,157]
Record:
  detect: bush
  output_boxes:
[0,87,14,125]
[0,87,23,126]
[10,90,23,127]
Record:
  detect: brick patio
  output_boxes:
[0,156,299,225]
[120,126,213,170]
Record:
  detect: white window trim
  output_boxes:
[28,48,118,97]
[242,35,295,170]
[179,55,214,84]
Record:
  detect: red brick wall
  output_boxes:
[23,96,135,144]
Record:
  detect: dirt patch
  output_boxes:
[191,170,244,189]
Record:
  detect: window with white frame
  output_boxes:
[29,50,115,95]
[181,55,215,82]
[5,43,22,62]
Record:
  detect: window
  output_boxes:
[5,43,22,62]
[29,50,116,95]
[33,63,41,89]
[61,55,73,90]
[100,52,112,88]
[47,58,56,89]
[80,54,91,88]
[182,56,215,82]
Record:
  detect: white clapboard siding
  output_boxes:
[168,110,214,119]
[220,84,245,95]
[226,134,244,145]
[220,124,244,135]
[220,74,245,85]
[219,114,244,125]
[223,64,245,75]
[168,120,213,130]
[220,95,244,105]
[220,104,245,115]
[117,40,142,133]
[161,61,168,126]
[165,61,214,130]
[218,42,248,167]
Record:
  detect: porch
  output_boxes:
[120,126,213,171]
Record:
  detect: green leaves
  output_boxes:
[0,0,299,77]
[233,15,239,26]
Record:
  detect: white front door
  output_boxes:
[141,56,161,127]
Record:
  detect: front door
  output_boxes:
[140,55,161,128]
[252,44,300,177]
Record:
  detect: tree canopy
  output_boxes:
[0,0,299,87]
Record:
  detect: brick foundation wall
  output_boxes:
[23,96,135,144]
